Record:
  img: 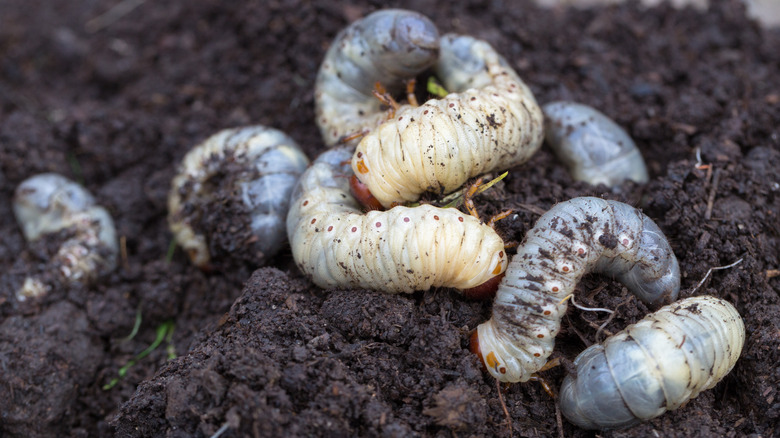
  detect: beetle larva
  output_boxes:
[286,146,507,294]
[351,34,544,208]
[168,125,309,269]
[470,197,680,383]
[315,9,440,147]
[559,295,745,430]
[12,173,118,300]
[542,101,649,188]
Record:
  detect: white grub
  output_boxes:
[286,147,507,294]
[13,173,118,300]
[543,101,649,188]
[315,9,440,147]
[352,34,544,208]
[473,197,680,382]
[168,125,309,269]
[560,295,745,430]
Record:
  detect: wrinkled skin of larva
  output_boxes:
[560,295,744,430]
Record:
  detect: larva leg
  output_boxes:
[472,197,680,383]
[287,147,508,294]
[168,125,309,269]
[12,173,118,301]
[351,34,544,208]
[543,101,649,189]
[315,9,440,147]
[559,296,745,430]
[405,79,419,107]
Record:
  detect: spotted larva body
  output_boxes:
[286,147,507,294]
[315,9,440,147]
[12,173,118,300]
[168,125,309,268]
[542,101,649,188]
[351,34,544,208]
[560,295,745,430]
[471,197,680,383]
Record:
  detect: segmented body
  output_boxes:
[13,173,118,300]
[351,34,544,208]
[314,9,440,147]
[286,147,507,293]
[559,295,745,430]
[168,126,309,268]
[472,197,680,382]
[542,101,649,188]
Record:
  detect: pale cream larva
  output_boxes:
[12,173,118,300]
[286,147,507,294]
[542,101,649,188]
[560,295,745,430]
[168,126,309,268]
[314,9,440,147]
[471,197,680,383]
[351,33,544,208]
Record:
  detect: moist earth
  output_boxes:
[0,0,778,437]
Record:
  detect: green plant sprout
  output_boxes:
[103,320,176,390]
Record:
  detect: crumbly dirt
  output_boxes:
[0,0,778,437]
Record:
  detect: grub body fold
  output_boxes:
[473,197,680,383]
[560,295,745,430]
[352,34,544,208]
[168,125,309,268]
[287,147,507,294]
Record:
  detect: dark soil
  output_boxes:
[1,0,778,437]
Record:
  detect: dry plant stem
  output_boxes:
[705,167,721,220]
[690,257,744,294]
[495,379,513,437]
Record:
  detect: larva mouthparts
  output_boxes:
[560,295,745,430]
[12,173,118,301]
[472,197,680,383]
[286,146,508,294]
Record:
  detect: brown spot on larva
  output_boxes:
[449,103,455,108]
[351,227,357,232]
[398,116,403,121]
[303,200,309,206]
[357,151,363,158]
[471,97,477,101]
[434,215,439,220]
[537,334,544,339]
[578,248,585,255]
[499,251,504,257]
[552,287,559,292]
[424,110,429,115]
[562,266,570,272]
[622,238,630,245]
[458,217,464,222]
[534,353,541,357]
[375,222,381,228]
[499,367,506,374]
[404,217,410,222]
[327,226,333,232]
[311,218,316,224]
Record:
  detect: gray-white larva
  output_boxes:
[470,197,680,383]
[542,101,649,188]
[168,125,309,269]
[12,173,118,300]
[286,146,507,294]
[351,33,544,208]
[559,295,745,430]
[315,9,440,147]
